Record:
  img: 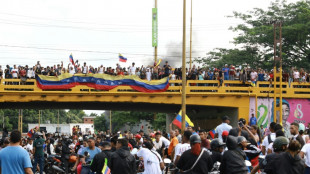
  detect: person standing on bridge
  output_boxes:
[129,62,136,75]
[0,130,33,174]
[214,116,232,141]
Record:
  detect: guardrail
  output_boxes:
[0,78,309,98]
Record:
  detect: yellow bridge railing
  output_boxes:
[0,79,309,99]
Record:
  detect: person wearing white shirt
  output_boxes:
[25,138,33,159]
[262,122,277,155]
[137,140,164,174]
[27,68,34,79]
[300,143,310,173]
[173,130,192,165]
[146,68,152,81]
[214,116,232,141]
[129,62,136,75]
[98,65,104,74]
[11,65,19,79]
[293,69,300,82]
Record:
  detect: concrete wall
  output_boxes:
[28,123,94,135]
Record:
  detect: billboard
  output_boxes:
[249,98,310,136]
[152,8,158,47]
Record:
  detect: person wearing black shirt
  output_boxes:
[210,138,225,165]
[177,135,213,173]
[91,142,112,174]
[163,61,171,77]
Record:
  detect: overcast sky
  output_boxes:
[0,0,297,115]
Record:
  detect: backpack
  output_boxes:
[268,134,273,144]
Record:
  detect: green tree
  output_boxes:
[195,0,310,70]
[229,0,310,69]
[94,113,107,132]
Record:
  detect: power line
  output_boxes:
[0,44,205,58]
[0,12,239,28]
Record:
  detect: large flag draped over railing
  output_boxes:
[36,73,169,93]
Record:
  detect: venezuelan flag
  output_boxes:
[119,54,127,62]
[36,73,169,93]
[172,110,194,129]
[208,130,215,139]
[102,158,110,174]
[69,54,75,66]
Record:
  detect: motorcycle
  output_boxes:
[50,154,77,174]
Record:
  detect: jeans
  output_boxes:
[81,166,94,174]
[229,75,234,80]
[33,155,44,174]
[289,77,293,87]
[224,76,229,80]
[305,167,310,174]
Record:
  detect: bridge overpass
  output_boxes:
[1,78,309,129]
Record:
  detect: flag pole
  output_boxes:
[181,0,187,134]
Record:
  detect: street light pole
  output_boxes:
[38,110,41,131]
[110,110,112,132]
[181,0,187,134]
[189,0,193,70]
[154,0,158,63]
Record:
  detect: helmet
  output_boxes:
[237,136,250,145]
[69,155,77,163]
[190,134,201,144]
[273,137,289,152]
[210,138,226,150]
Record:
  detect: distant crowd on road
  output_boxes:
[1,60,309,87]
[1,114,310,174]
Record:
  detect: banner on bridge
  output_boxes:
[36,73,169,93]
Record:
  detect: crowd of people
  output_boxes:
[1,115,310,174]
[1,61,309,86]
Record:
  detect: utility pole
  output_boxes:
[20,109,23,134]
[272,21,283,124]
[189,0,193,69]
[110,110,112,132]
[18,109,20,133]
[153,0,158,63]
[181,0,187,134]
[57,110,60,127]
[2,114,4,129]
[38,110,41,131]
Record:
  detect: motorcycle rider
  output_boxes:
[177,135,213,173]
[251,136,289,174]
[61,136,72,173]
[220,135,248,174]
[210,138,225,165]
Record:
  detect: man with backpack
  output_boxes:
[262,122,276,155]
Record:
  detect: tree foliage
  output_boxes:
[195,0,310,70]
[0,109,86,132]
[94,113,107,132]
[110,111,166,133]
